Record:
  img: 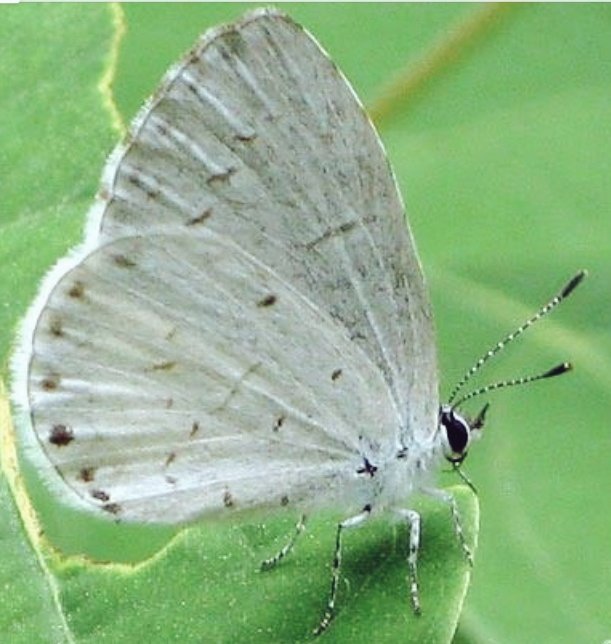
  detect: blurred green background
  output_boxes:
[1,3,609,642]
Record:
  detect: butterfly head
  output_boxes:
[436,271,585,481]
[438,403,488,464]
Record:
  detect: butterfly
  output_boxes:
[11,8,584,635]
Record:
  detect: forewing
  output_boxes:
[90,8,438,438]
[24,232,397,523]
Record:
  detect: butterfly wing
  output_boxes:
[14,9,438,522]
[23,232,397,522]
[91,8,438,437]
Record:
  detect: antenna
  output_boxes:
[447,270,586,405]
[453,362,571,408]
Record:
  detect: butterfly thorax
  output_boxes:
[352,431,446,512]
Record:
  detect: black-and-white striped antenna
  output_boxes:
[452,361,571,409]
[447,270,587,407]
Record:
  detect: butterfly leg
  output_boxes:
[396,508,422,614]
[314,505,372,636]
[423,487,473,565]
[260,514,307,571]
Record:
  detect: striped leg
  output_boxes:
[397,509,422,614]
[314,505,372,636]
[424,487,473,565]
[260,514,306,571]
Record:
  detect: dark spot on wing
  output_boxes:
[273,415,285,432]
[78,466,96,482]
[91,489,110,502]
[331,368,343,381]
[222,29,247,58]
[186,208,212,226]
[154,120,169,136]
[190,421,200,437]
[235,132,257,143]
[356,457,378,478]
[165,398,174,409]
[149,360,177,372]
[49,317,63,337]
[41,374,60,391]
[127,171,160,199]
[49,424,73,446]
[165,475,177,485]
[305,220,358,250]
[280,495,289,507]
[112,254,137,268]
[223,489,235,508]
[68,280,85,299]
[206,167,236,186]
[257,293,277,307]
[102,503,122,515]
[165,452,176,467]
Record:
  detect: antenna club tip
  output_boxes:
[545,362,572,378]
[561,269,587,298]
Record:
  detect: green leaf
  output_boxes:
[1,4,609,643]
[0,402,67,642]
[0,3,120,356]
[44,493,476,643]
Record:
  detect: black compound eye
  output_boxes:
[440,407,471,458]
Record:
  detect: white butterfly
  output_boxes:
[11,8,583,635]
